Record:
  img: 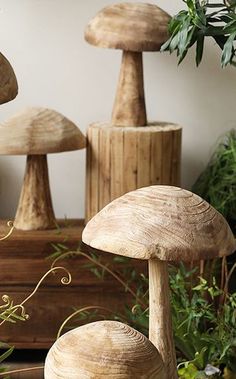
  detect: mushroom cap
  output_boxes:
[85,3,171,52]
[0,107,86,155]
[0,52,18,104]
[82,186,236,261]
[44,321,165,379]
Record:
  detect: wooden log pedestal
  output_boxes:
[0,219,133,350]
[86,122,182,221]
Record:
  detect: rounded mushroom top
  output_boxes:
[82,186,236,262]
[0,107,86,155]
[0,53,18,104]
[44,321,164,379]
[85,2,171,52]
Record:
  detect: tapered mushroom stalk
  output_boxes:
[0,107,86,230]
[82,185,236,379]
[0,52,18,104]
[85,2,170,126]
[112,51,146,126]
[45,321,165,378]
[15,155,55,230]
[149,259,176,378]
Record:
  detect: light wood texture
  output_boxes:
[110,128,124,200]
[0,107,85,155]
[0,219,145,349]
[112,51,146,126]
[83,185,236,261]
[86,123,182,221]
[85,3,170,52]
[14,155,55,230]
[85,3,170,128]
[45,321,165,379]
[149,260,177,379]
[0,107,86,230]
[83,186,235,379]
[0,52,18,104]
[2,363,43,379]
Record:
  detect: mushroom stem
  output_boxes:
[149,259,178,379]
[14,154,56,231]
[111,51,147,127]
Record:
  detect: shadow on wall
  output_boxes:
[181,150,206,190]
[0,157,24,219]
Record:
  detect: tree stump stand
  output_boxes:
[86,122,182,221]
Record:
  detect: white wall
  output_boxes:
[0,0,235,219]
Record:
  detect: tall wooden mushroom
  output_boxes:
[82,185,236,379]
[45,321,165,378]
[0,107,86,231]
[0,52,18,104]
[85,3,182,221]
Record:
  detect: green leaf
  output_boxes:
[0,346,14,363]
[196,34,205,66]
[178,17,192,57]
[221,31,236,67]
[213,35,229,50]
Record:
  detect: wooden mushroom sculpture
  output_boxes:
[86,2,170,126]
[45,321,165,378]
[82,185,236,379]
[0,107,86,231]
[0,52,18,104]
[85,3,182,221]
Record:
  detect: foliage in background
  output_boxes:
[192,130,236,234]
[161,0,236,67]
[52,247,236,379]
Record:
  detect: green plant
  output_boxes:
[51,247,236,379]
[192,130,236,234]
[161,0,236,67]
[171,263,236,378]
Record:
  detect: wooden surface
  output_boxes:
[45,321,165,378]
[83,186,236,261]
[1,363,44,379]
[85,3,170,52]
[14,155,56,231]
[149,260,177,379]
[86,123,182,221]
[0,52,18,105]
[0,107,86,155]
[0,219,135,349]
[112,51,146,126]
[83,186,235,379]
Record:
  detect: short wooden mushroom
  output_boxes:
[44,321,165,378]
[0,107,86,230]
[85,2,170,126]
[82,185,236,379]
[0,52,18,104]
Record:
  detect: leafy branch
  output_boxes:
[0,266,72,377]
[161,0,236,67]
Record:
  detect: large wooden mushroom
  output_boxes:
[85,2,170,126]
[85,3,182,221]
[82,185,236,379]
[0,52,18,104]
[0,107,86,230]
[45,321,165,378]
